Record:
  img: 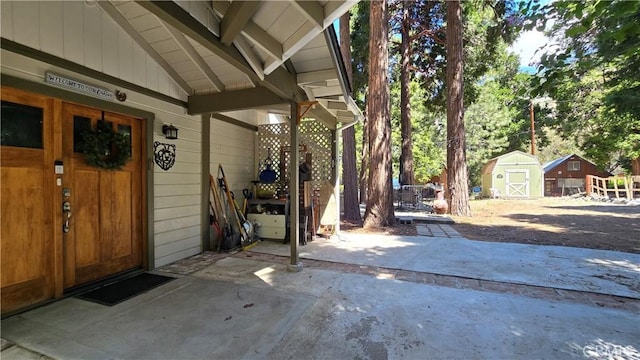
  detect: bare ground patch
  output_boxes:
[451,198,640,254]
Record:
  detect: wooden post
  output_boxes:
[530,101,536,155]
[624,176,631,199]
[586,175,592,196]
[289,102,301,271]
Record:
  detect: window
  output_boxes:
[0,101,44,148]
[73,115,92,153]
[567,161,580,171]
[558,178,584,188]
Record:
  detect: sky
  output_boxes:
[509,0,555,74]
[508,29,548,74]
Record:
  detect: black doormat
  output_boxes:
[76,273,175,306]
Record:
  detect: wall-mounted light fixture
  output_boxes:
[162,124,178,140]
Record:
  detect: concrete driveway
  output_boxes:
[2,225,639,359]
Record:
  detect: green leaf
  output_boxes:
[565,24,587,38]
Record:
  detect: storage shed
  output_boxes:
[542,154,611,196]
[481,151,544,198]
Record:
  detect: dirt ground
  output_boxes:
[453,198,640,254]
[342,197,640,254]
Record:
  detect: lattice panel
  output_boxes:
[300,120,334,187]
[257,124,289,194]
[256,121,334,196]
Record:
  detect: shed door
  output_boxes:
[506,169,529,197]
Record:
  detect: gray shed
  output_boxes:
[481,151,544,198]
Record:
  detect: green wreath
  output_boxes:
[82,121,131,170]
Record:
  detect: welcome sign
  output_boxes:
[45,72,114,101]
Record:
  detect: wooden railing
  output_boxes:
[586,175,640,199]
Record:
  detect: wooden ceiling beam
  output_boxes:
[188,87,287,114]
[290,0,324,29]
[297,69,337,85]
[220,1,259,46]
[137,0,302,100]
[211,1,283,62]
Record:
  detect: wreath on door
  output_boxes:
[82,120,131,170]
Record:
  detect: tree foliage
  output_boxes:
[526,0,640,172]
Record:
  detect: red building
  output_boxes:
[542,154,611,196]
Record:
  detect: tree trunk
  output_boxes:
[358,108,369,204]
[364,0,395,228]
[340,12,362,222]
[399,0,414,186]
[445,0,471,216]
[632,157,640,175]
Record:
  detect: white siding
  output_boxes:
[1,1,188,102]
[1,1,14,39]
[210,117,256,198]
[151,103,202,268]
[39,2,64,58]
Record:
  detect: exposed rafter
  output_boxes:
[308,104,337,130]
[99,1,193,96]
[232,30,265,81]
[135,0,303,101]
[211,1,283,62]
[161,21,225,92]
[264,0,358,74]
[220,1,259,46]
[290,1,324,29]
[297,69,337,85]
[264,22,316,74]
[326,101,348,111]
[243,22,283,61]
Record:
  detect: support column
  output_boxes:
[334,128,341,235]
[288,102,302,271]
[201,113,211,251]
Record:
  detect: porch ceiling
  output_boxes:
[102,0,361,127]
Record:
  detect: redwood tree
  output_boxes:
[340,12,362,222]
[445,0,471,216]
[364,0,395,227]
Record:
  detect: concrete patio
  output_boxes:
[2,224,639,359]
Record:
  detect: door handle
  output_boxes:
[62,201,71,233]
[63,212,71,233]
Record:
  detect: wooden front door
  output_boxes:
[62,103,143,288]
[1,89,55,314]
[1,87,145,315]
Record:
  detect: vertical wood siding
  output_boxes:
[0,1,186,101]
